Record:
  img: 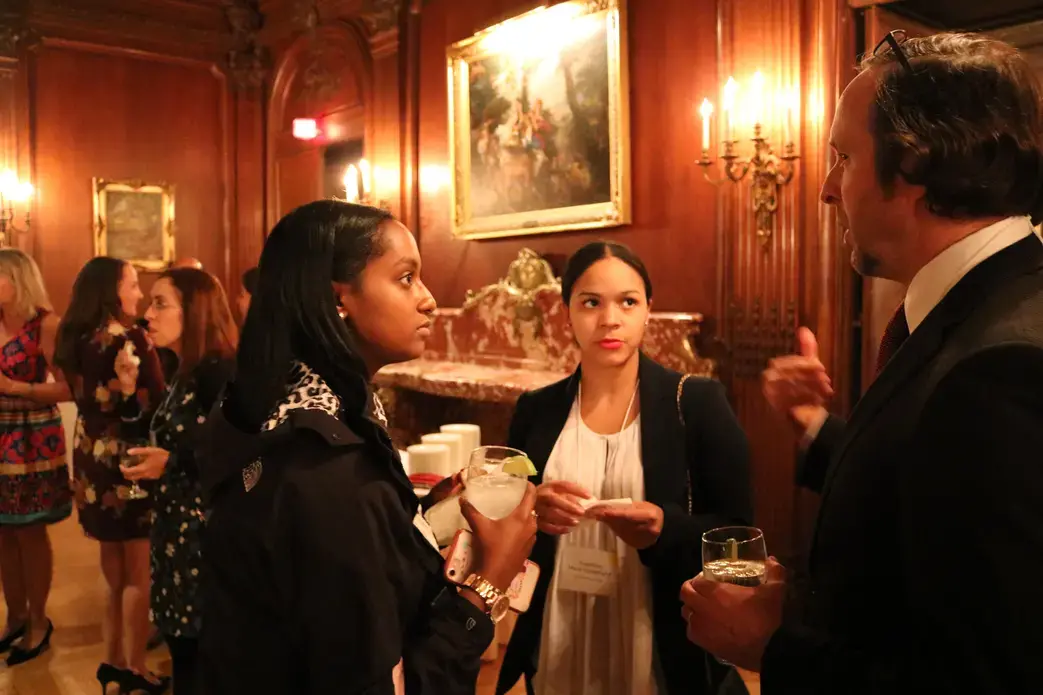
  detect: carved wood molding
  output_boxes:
[360,0,401,34]
[27,0,233,59]
[266,20,372,223]
[727,299,797,379]
[224,0,270,92]
[260,0,400,44]
[0,4,35,62]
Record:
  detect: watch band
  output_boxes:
[462,573,510,623]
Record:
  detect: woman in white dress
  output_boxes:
[497,241,753,695]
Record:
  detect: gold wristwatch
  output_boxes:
[461,573,510,624]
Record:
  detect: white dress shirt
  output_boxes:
[803,215,1039,444]
[904,215,1039,333]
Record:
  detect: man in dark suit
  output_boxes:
[680,33,1043,693]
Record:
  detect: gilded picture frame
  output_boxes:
[92,178,176,271]
[447,0,631,240]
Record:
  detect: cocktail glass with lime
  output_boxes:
[463,445,535,520]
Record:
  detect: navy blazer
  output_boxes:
[497,353,752,695]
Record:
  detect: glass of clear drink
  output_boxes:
[701,526,767,587]
[463,445,529,520]
[119,450,150,501]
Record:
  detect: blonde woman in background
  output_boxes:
[0,249,72,666]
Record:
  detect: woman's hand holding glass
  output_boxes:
[121,446,171,481]
[459,481,539,592]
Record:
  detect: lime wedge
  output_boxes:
[501,454,537,477]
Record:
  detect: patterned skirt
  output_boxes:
[0,399,72,525]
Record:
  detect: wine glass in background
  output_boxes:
[462,445,529,520]
[118,432,155,501]
[702,526,767,587]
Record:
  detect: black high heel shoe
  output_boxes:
[97,663,129,694]
[118,670,171,695]
[6,620,52,666]
[0,623,25,654]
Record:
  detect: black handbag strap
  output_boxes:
[676,374,695,515]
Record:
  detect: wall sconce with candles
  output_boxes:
[342,158,391,211]
[698,72,799,246]
[0,169,33,247]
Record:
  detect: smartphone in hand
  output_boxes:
[443,529,540,613]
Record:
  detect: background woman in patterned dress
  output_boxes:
[0,250,72,665]
[54,257,168,693]
[122,268,238,694]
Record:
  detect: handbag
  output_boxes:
[676,374,695,515]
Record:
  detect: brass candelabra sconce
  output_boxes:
[342,158,391,211]
[697,74,799,247]
[0,170,33,247]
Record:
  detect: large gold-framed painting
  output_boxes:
[447,0,631,240]
[92,179,176,271]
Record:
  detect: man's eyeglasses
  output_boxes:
[873,29,913,73]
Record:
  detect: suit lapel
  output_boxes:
[824,234,1043,493]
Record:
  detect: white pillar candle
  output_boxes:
[440,424,481,464]
[420,433,465,476]
[405,443,451,479]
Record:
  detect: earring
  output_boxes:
[337,305,348,320]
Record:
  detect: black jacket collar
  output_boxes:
[523,352,683,504]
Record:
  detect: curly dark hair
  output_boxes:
[861,33,1043,224]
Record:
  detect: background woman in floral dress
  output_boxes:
[0,249,72,666]
[54,257,168,693]
[122,267,238,694]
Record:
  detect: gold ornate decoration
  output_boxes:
[92,178,176,271]
[698,125,798,247]
[0,169,32,246]
[360,0,402,34]
[463,248,560,332]
[446,0,631,240]
[697,73,800,247]
[224,0,269,92]
[0,6,35,61]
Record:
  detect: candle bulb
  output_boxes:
[344,165,359,203]
[722,77,738,142]
[358,158,371,196]
[699,99,714,153]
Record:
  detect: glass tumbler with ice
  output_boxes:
[462,445,532,520]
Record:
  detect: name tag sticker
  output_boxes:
[557,546,619,596]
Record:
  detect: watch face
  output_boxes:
[489,595,511,623]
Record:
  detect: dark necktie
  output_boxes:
[875,304,910,375]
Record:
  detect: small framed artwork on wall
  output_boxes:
[92,178,175,270]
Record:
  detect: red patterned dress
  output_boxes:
[0,310,71,525]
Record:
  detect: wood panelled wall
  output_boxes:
[0,0,267,312]
[416,0,722,312]
[0,0,867,559]
[258,0,859,560]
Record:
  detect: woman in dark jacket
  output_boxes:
[497,242,753,695]
[197,201,538,695]
[121,268,238,694]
